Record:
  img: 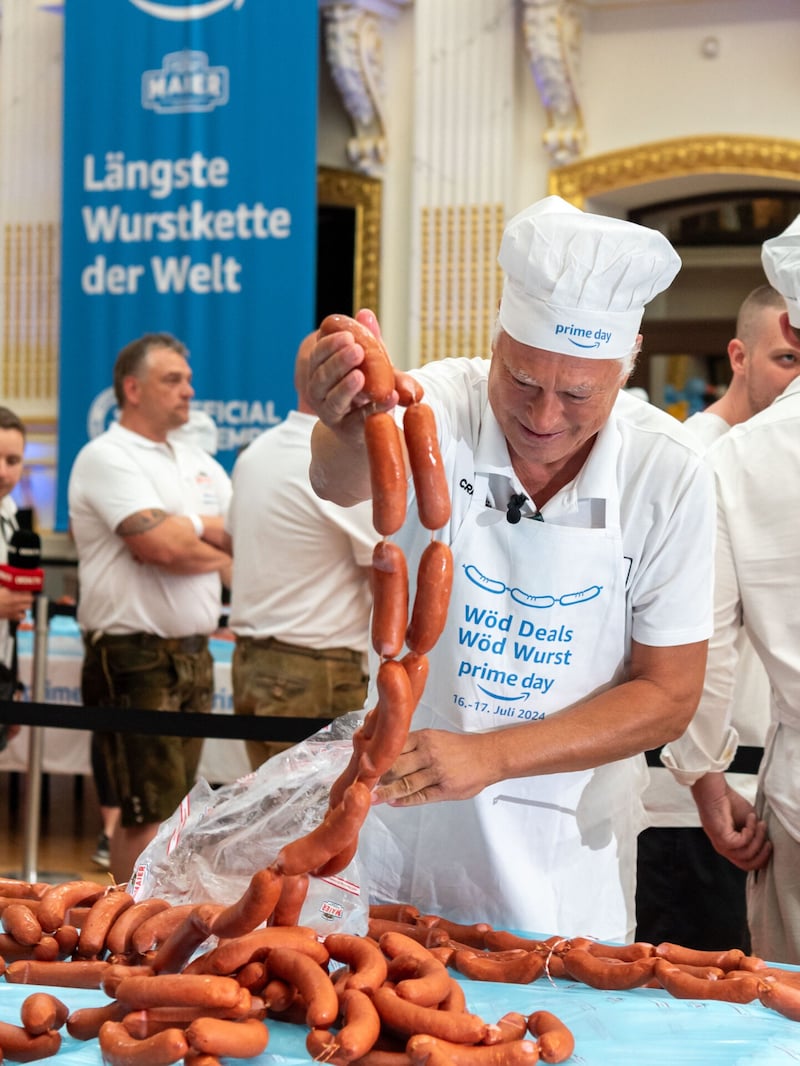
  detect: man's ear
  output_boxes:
[727,338,746,376]
[122,374,141,407]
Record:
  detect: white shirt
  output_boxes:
[644,410,770,827]
[227,411,378,651]
[0,496,19,669]
[68,422,232,637]
[662,376,800,841]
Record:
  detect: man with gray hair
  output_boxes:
[69,332,232,885]
[307,195,715,942]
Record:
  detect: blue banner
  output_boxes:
[56,0,319,529]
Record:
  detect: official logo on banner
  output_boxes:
[143,51,229,113]
[128,0,244,21]
[87,387,119,438]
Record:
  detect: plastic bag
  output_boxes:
[127,709,369,936]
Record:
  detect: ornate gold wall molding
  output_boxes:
[548,135,800,208]
[317,166,382,316]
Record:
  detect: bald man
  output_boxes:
[227,331,380,770]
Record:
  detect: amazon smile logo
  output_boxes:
[554,323,612,350]
[128,0,244,20]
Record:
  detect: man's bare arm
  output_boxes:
[117,509,231,575]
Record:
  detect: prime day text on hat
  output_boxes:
[498,195,682,360]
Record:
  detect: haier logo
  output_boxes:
[142,51,229,114]
[128,0,244,20]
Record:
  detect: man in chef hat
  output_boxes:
[307,195,715,943]
[665,212,800,963]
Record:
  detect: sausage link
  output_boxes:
[151,903,224,975]
[113,974,243,1011]
[53,925,79,958]
[5,958,111,988]
[325,933,389,995]
[654,960,759,1002]
[265,946,339,1029]
[371,540,409,659]
[130,903,200,957]
[653,942,745,972]
[393,954,452,1007]
[206,925,328,975]
[526,1011,574,1064]
[361,661,416,778]
[67,1001,128,1041]
[319,313,396,406]
[758,976,800,1021]
[483,1013,528,1046]
[101,964,157,999]
[209,867,282,941]
[368,903,420,925]
[275,780,372,878]
[235,960,268,993]
[120,991,255,1037]
[582,939,654,962]
[307,987,381,1065]
[185,1016,269,1058]
[407,1034,539,1066]
[0,880,48,902]
[0,1019,61,1060]
[453,948,545,986]
[76,888,136,959]
[98,1020,189,1066]
[373,924,450,952]
[366,412,408,536]
[416,914,491,951]
[270,873,309,928]
[373,986,488,1044]
[20,992,69,1035]
[2,902,44,948]
[403,402,451,531]
[36,880,106,933]
[562,948,657,990]
[405,541,453,656]
[106,898,171,957]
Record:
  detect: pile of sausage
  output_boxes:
[4,880,800,1065]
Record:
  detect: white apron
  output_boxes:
[359,468,648,943]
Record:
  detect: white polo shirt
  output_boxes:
[227,411,378,651]
[662,376,800,841]
[69,422,231,638]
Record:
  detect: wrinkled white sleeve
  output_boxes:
[660,477,740,784]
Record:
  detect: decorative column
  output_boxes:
[521,0,585,167]
[409,0,515,366]
[319,0,411,179]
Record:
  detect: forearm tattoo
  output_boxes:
[117,508,168,536]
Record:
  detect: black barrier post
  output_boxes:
[21,593,49,882]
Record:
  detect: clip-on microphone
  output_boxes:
[506,493,528,525]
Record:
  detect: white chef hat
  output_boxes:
[497,195,681,359]
[761,214,800,328]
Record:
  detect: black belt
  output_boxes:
[238,635,363,666]
[645,744,764,776]
[86,631,208,655]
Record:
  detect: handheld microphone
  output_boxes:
[506,493,528,525]
[0,528,44,594]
